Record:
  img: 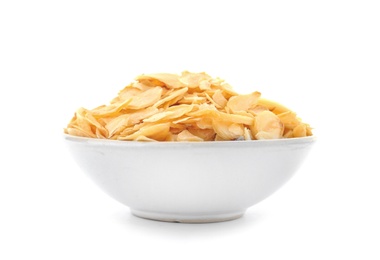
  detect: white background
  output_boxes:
[1,0,379,259]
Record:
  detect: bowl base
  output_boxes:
[131,209,245,223]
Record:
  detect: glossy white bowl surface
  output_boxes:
[64,134,315,223]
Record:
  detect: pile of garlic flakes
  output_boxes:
[64,71,312,141]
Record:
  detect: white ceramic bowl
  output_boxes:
[64,134,315,223]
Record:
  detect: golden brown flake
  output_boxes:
[65,71,312,141]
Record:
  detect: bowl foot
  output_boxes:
[130,209,245,223]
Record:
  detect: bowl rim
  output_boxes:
[63,133,316,148]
